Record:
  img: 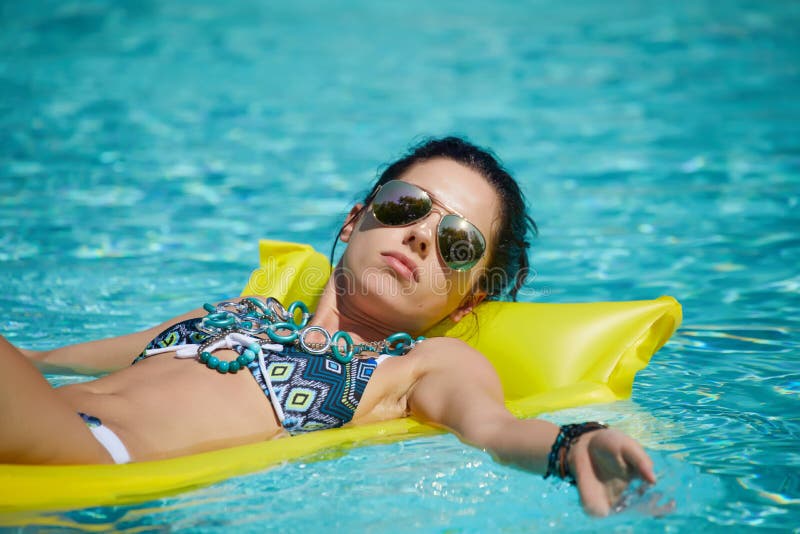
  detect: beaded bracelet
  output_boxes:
[544,422,608,485]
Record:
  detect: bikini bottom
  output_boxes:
[78,412,131,464]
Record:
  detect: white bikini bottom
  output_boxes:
[78,412,131,464]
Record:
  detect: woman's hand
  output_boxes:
[568,428,671,516]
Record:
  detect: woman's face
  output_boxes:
[340,157,501,334]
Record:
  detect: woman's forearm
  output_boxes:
[471,418,561,475]
[9,304,210,374]
[18,346,46,360]
[14,347,85,375]
[35,339,132,374]
[5,325,161,374]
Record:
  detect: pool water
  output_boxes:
[1,0,799,531]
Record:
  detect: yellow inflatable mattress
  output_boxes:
[0,240,682,514]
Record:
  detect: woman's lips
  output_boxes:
[381,252,419,282]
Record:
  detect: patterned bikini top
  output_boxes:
[134,318,382,434]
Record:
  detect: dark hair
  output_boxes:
[331,136,538,302]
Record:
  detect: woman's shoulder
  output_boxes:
[405,336,497,377]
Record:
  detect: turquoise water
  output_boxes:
[1,0,799,531]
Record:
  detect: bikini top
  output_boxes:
[133,317,385,434]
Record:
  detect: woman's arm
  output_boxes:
[407,337,657,516]
[14,297,249,374]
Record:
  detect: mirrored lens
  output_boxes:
[437,214,486,271]
[372,181,432,226]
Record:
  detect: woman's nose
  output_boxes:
[403,218,436,259]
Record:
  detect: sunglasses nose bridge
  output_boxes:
[415,207,446,237]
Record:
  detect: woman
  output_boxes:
[1,137,657,516]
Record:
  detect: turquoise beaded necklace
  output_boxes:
[195,297,425,373]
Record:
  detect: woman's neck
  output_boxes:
[308,276,400,344]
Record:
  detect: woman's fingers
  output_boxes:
[573,431,662,517]
[621,440,656,484]
[569,430,665,517]
[576,466,613,516]
[574,436,629,516]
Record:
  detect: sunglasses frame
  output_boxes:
[369,180,487,271]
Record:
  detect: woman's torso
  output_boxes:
[55,319,415,462]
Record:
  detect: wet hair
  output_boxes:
[331,136,538,302]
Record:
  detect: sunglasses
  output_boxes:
[370,180,487,271]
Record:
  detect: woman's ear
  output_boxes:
[449,291,487,323]
[339,203,365,243]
